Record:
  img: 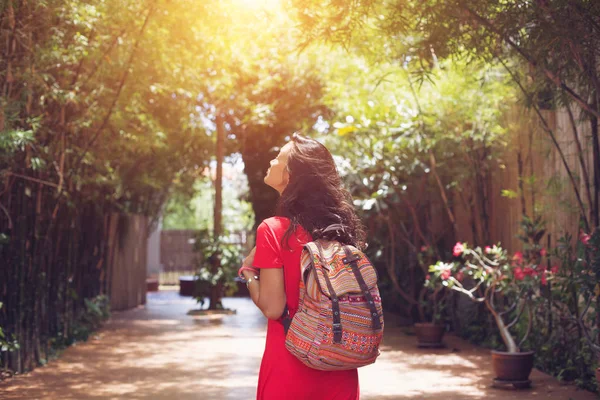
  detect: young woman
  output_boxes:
[239,133,366,400]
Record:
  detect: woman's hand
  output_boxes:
[243,246,257,268]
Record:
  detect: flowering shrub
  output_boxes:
[554,229,600,354]
[426,242,553,353]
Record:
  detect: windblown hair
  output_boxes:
[276,133,366,250]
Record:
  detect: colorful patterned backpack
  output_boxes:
[282,239,384,371]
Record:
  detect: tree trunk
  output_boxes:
[493,311,519,353]
[591,98,600,229]
[209,117,225,310]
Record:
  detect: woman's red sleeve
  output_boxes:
[253,221,283,269]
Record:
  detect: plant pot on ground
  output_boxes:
[414,322,445,348]
[414,285,447,348]
[491,350,535,388]
[427,222,549,389]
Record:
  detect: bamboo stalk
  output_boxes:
[500,59,591,231]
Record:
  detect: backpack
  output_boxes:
[281,239,384,371]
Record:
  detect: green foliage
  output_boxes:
[50,295,110,349]
[320,56,515,240]
[533,229,600,391]
[162,167,254,232]
[0,303,19,353]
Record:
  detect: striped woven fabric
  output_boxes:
[285,240,384,371]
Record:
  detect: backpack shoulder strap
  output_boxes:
[342,245,382,330]
[315,241,343,343]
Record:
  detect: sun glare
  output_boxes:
[236,0,281,9]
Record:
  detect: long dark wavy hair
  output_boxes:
[276,133,366,250]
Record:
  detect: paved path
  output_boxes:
[0,290,596,399]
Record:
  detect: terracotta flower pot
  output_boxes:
[414,323,445,348]
[491,350,534,389]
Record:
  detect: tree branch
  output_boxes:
[518,302,533,347]
[565,102,594,224]
[70,5,155,179]
[506,299,526,329]
[4,172,58,188]
[461,4,600,119]
[578,296,600,353]
[385,215,418,305]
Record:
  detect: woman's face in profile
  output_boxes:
[264,142,293,194]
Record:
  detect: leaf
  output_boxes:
[501,189,518,199]
[337,125,356,136]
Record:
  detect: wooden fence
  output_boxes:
[105,214,149,311]
[450,107,594,251]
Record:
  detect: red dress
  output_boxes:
[253,217,359,400]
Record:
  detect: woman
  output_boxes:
[239,133,366,400]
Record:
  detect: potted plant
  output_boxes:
[190,230,241,312]
[413,289,447,348]
[427,233,550,389]
[414,245,447,348]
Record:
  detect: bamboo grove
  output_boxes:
[0,0,214,372]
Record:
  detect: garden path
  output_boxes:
[0,290,595,400]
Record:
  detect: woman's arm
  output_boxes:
[242,247,286,320]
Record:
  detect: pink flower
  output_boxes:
[512,251,524,265]
[421,245,429,252]
[453,242,464,257]
[456,271,465,282]
[580,230,591,246]
[540,248,547,257]
[441,270,452,280]
[551,265,559,274]
[484,246,492,254]
[523,267,535,277]
[514,267,525,281]
[536,265,546,275]
[425,274,431,280]
[541,274,547,286]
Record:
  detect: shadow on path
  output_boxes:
[1,291,595,399]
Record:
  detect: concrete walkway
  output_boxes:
[0,290,596,399]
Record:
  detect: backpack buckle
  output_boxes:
[332,323,343,343]
[342,253,361,264]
